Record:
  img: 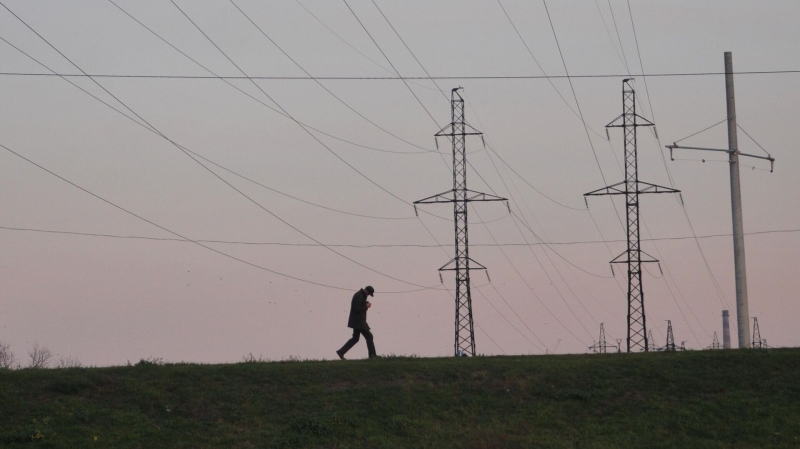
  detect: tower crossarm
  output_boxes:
[438,257,487,272]
[584,181,680,197]
[609,250,659,264]
[414,189,508,205]
[606,113,655,128]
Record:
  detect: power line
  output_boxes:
[0,33,484,226]
[0,143,429,294]
[3,225,795,247]
[230,0,432,153]
[105,0,433,156]
[1,1,440,291]
[1,70,797,80]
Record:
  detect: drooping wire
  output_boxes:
[4,225,794,248]
[230,0,433,153]
[106,0,433,156]
[1,1,441,290]
[496,0,607,141]
[292,0,440,92]
[0,142,430,294]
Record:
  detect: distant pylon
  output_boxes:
[589,323,618,353]
[414,88,508,357]
[663,320,684,352]
[751,317,771,349]
[707,332,722,350]
[585,79,680,353]
[647,330,657,352]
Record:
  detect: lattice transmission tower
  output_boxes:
[751,317,771,349]
[707,332,722,350]
[414,88,508,357]
[647,330,658,352]
[589,323,618,353]
[585,79,680,353]
[662,320,684,352]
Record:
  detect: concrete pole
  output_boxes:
[725,52,750,348]
[722,310,731,349]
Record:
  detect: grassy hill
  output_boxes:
[1,348,798,448]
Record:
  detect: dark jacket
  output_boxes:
[347,289,370,330]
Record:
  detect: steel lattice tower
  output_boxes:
[585,79,679,353]
[664,320,677,351]
[707,332,722,350]
[415,88,508,357]
[751,317,770,348]
[589,323,617,353]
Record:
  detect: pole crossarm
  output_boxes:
[584,181,680,197]
[666,143,775,172]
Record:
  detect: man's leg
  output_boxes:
[337,329,360,358]
[361,329,377,358]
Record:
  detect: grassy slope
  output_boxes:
[1,349,799,448]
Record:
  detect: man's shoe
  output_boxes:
[336,350,345,360]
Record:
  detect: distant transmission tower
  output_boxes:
[585,79,680,353]
[647,330,657,352]
[414,88,508,357]
[589,323,617,353]
[707,332,722,350]
[751,317,771,349]
[663,320,685,352]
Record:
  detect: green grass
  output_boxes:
[1,349,799,448]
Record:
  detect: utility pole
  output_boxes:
[589,323,617,353]
[667,52,775,348]
[414,88,508,357]
[586,79,679,353]
[722,310,731,349]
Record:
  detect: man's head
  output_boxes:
[365,286,375,297]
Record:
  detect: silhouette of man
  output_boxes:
[336,286,377,359]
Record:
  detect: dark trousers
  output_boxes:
[338,328,376,358]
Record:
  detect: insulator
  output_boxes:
[435,138,439,150]
[414,205,418,217]
[439,272,443,284]
[486,271,491,283]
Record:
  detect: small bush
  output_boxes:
[28,343,52,369]
[0,341,15,369]
[56,355,82,369]
[135,357,165,367]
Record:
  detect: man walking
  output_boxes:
[336,286,378,359]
